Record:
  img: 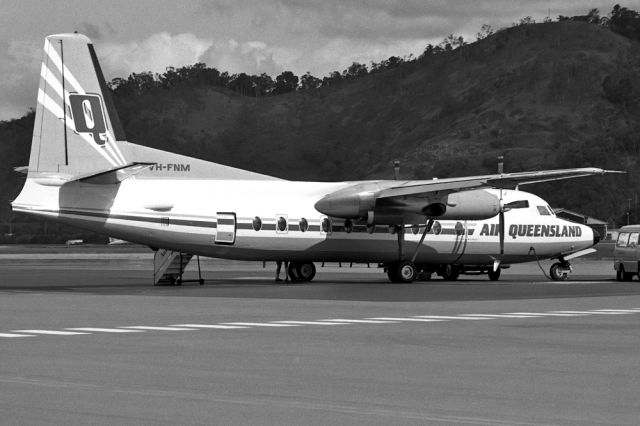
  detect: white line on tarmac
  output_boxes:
[413,316,489,320]
[271,321,350,325]
[591,309,640,313]
[549,310,628,315]
[368,317,446,322]
[507,312,589,317]
[172,324,249,329]
[321,319,400,324]
[457,314,544,319]
[220,322,300,327]
[66,328,145,333]
[12,329,90,335]
[120,326,197,331]
[0,333,34,337]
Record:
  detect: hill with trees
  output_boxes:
[1,5,639,243]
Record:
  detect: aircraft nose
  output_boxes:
[592,228,601,246]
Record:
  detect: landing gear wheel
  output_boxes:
[487,268,501,281]
[441,264,460,281]
[387,261,417,283]
[550,262,570,281]
[296,262,316,282]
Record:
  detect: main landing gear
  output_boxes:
[287,261,317,282]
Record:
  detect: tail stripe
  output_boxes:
[37,88,119,168]
[41,38,126,167]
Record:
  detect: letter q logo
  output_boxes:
[69,94,107,146]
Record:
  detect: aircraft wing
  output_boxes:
[377,167,622,198]
[315,167,623,224]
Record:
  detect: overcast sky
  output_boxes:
[0,0,619,120]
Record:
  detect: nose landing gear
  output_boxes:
[549,260,572,281]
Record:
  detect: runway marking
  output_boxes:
[548,310,629,315]
[171,324,249,329]
[457,314,544,319]
[3,308,640,339]
[12,329,90,335]
[271,321,350,325]
[220,322,300,327]
[506,312,589,317]
[321,319,400,324]
[120,326,197,331]
[413,315,489,320]
[66,327,145,333]
[368,317,446,322]
[0,333,34,337]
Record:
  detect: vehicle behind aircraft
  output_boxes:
[614,225,640,280]
[11,33,621,284]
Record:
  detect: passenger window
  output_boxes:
[299,218,308,232]
[616,232,630,247]
[537,206,551,215]
[629,233,639,248]
[321,218,331,234]
[276,216,287,233]
[252,216,262,231]
[432,221,442,235]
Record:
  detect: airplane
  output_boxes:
[11,33,621,284]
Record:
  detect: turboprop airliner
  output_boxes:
[11,33,620,284]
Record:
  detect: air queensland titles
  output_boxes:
[479,223,582,239]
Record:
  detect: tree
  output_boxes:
[608,4,640,41]
[343,62,368,79]
[300,72,321,90]
[272,71,299,95]
[476,24,494,41]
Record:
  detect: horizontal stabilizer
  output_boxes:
[78,162,156,184]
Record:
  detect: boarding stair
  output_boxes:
[153,249,204,285]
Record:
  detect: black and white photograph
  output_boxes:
[0,1,639,424]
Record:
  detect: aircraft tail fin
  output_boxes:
[29,33,130,178]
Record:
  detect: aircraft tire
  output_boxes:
[397,261,417,283]
[441,264,460,281]
[487,268,501,281]
[549,262,569,281]
[387,261,417,283]
[296,262,316,282]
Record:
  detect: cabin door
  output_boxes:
[215,212,236,245]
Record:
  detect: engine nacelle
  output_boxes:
[423,189,500,220]
[314,188,376,219]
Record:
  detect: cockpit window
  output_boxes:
[537,206,551,215]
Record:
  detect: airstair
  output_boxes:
[153,249,204,285]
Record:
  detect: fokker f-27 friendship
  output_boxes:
[12,34,621,283]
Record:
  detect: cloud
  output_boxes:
[0,40,42,120]
[98,32,214,79]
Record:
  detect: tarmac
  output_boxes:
[0,245,638,425]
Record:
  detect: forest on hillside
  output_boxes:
[0,5,639,243]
